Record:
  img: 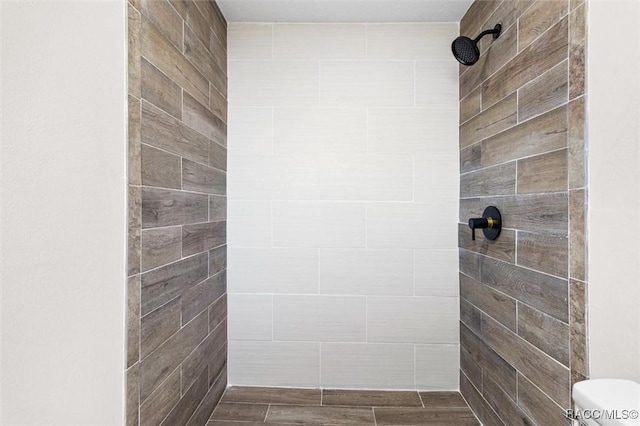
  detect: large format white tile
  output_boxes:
[320,61,414,107]
[228,294,273,341]
[319,249,413,296]
[366,296,459,344]
[230,154,414,202]
[229,60,319,107]
[228,200,272,247]
[229,340,320,387]
[270,61,320,107]
[321,343,415,389]
[367,108,458,155]
[228,107,273,155]
[315,155,413,201]
[366,203,458,249]
[228,247,319,294]
[414,250,459,297]
[227,154,274,200]
[271,156,319,200]
[273,295,366,342]
[366,23,459,61]
[228,23,273,60]
[274,107,367,155]
[272,201,365,248]
[268,155,413,201]
[415,344,460,390]
[273,24,366,60]
[413,152,459,203]
[229,61,272,107]
[415,60,459,108]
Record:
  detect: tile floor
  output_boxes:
[208,386,480,425]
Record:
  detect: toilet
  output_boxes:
[572,379,640,426]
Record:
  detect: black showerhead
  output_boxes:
[452,24,502,66]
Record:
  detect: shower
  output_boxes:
[451,23,502,65]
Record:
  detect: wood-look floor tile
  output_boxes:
[208,422,268,426]
[222,386,321,405]
[374,407,479,425]
[266,405,374,425]
[419,391,469,408]
[211,403,269,422]
[322,389,422,407]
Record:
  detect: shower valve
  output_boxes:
[468,206,502,241]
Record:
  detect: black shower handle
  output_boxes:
[468,206,502,241]
[468,218,488,241]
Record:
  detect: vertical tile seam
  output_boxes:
[319,342,323,389]
[413,60,417,107]
[413,344,417,390]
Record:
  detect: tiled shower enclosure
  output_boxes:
[227,22,461,390]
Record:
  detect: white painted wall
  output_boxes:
[1,1,127,424]
[588,0,640,382]
[227,23,460,390]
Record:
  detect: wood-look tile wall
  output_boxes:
[127,1,228,425]
[458,1,588,425]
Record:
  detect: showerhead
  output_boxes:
[452,24,502,66]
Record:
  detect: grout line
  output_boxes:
[264,404,271,422]
[270,24,274,60]
[413,344,417,390]
[514,229,518,265]
[413,60,417,107]
[514,159,518,194]
[271,294,274,342]
[412,250,416,297]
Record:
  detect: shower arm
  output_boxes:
[473,25,502,43]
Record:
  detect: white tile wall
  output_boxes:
[273,24,367,60]
[228,294,273,340]
[414,250,460,296]
[228,23,459,390]
[228,200,272,247]
[315,155,414,201]
[227,154,274,200]
[366,296,459,344]
[228,247,319,294]
[415,344,460,390]
[366,202,459,249]
[414,152,460,203]
[319,249,414,295]
[273,107,367,155]
[321,343,415,389]
[366,24,460,61]
[320,61,414,107]
[415,61,459,108]
[272,201,365,248]
[228,23,273,60]
[228,107,273,155]
[229,341,321,387]
[367,107,458,155]
[273,295,366,342]
[229,60,319,106]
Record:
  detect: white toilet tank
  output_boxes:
[572,379,640,426]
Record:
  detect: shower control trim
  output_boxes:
[468,206,502,241]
